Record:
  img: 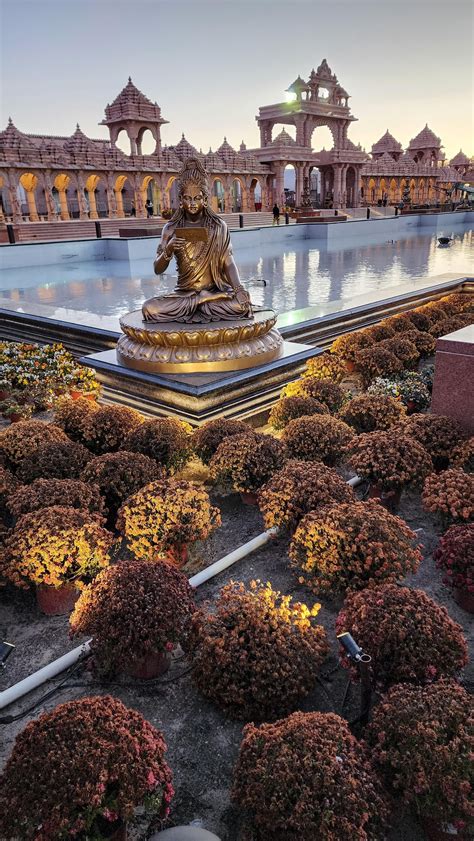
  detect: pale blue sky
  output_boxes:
[1,0,473,159]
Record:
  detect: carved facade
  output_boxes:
[0,63,471,223]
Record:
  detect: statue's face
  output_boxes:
[181,182,205,217]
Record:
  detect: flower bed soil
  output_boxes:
[1,485,472,841]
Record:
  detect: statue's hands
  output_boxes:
[234,286,251,307]
[163,234,187,259]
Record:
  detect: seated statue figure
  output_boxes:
[142,158,253,323]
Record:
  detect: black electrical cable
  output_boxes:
[0,658,87,725]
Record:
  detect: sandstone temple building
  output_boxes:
[0,60,471,222]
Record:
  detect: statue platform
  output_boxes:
[116,308,283,373]
[81,337,318,426]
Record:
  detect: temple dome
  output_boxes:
[172,133,199,160]
[110,77,155,109]
[101,77,167,126]
[408,124,441,149]
[0,118,36,151]
[63,124,98,154]
[371,130,402,156]
[315,58,337,81]
[450,149,470,166]
[216,137,236,158]
[271,128,297,146]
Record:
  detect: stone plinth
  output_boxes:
[431,325,474,434]
[117,309,283,373]
[82,339,317,425]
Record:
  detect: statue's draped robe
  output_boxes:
[142,217,252,323]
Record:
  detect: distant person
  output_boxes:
[272,203,280,225]
[145,198,153,218]
[398,200,404,213]
[382,193,388,207]
[130,202,136,217]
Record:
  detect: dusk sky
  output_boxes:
[1,0,473,160]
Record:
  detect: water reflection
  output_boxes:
[0,227,472,332]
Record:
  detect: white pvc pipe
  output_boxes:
[0,476,362,711]
[188,527,278,588]
[0,640,92,711]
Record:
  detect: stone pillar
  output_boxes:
[58,190,70,220]
[42,174,58,220]
[75,178,89,220]
[26,190,39,221]
[274,165,285,207]
[294,116,306,146]
[106,180,117,218]
[129,133,138,156]
[134,180,146,218]
[340,165,348,208]
[115,189,125,218]
[295,163,304,206]
[88,189,98,219]
[6,175,22,223]
[332,166,341,208]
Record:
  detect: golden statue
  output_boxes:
[117,158,282,373]
[142,158,253,323]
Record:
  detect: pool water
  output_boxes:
[0,225,472,332]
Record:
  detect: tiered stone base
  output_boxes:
[116,309,283,373]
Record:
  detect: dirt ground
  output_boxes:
[1,474,472,841]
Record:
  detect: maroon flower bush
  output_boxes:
[232,710,389,841]
[422,469,474,523]
[296,376,348,412]
[70,559,195,676]
[402,328,436,357]
[430,313,472,338]
[53,395,99,442]
[16,439,93,483]
[189,580,328,720]
[451,437,474,473]
[289,500,421,595]
[404,309,433,332]
[364,322,396,343]
[383,314,416,334]
[282,415,354,466]
[401,413,467,470]
[0,420,68,470]
[191,417,251,464]
[347,430,433,491]
[81,450,165,522]
[380,336,420,369]
[6,478,105,521]
[210,432,285,494]
[259,459,354,533]
[338,394,406,433]
[0,465,22,519]
[366,680,474,831]
[0,695,174,840]
[353,345,404,385]
[83,405,143,454]
[331,330,375,361]
[269,396,328,430]
[122,417,192,472]
[434,523,474,593]
[336,584,468,688]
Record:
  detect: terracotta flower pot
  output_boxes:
[36,582,80,616]
[453,586,474,614]
[8,413,24,423]
[69,389,83,400]
[422,817,468,840]
[368,482,402,512]
[126,650,171,680]
[345,360,356,373]
[240,491,259,506]
[166,543,188,567]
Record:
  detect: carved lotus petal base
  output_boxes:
[117,327,283,373]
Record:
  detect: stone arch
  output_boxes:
[389,178,397,203]
[163,175,179,210]
[410,178,416,201]
[249,177,263,210]
[231,177,245,212]
[418,178,425,203]
[84,173,106,219]
[137,126,158,155]
[211,177,225,213]
[114,174,133,218]
[114,128,132,156]
[283,164,296,207]
[346,166,356,207]
[368,177,376,203]
[428,178,435,202]
[142,174,162,215]
[308,123,335,151]
[53,172,71,220]
[379,178,387,202]
[19,172,40,220]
